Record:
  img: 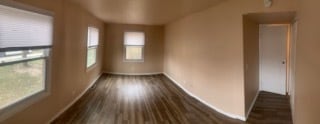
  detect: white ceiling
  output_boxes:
[69,0,224,25]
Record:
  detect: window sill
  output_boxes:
[86,63,98,72]
[123,60,145,63]
[0,90,50,122]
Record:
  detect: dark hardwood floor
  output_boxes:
[52,74,292,124]
[247,91,293,124]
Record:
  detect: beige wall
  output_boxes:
[2,0,313,123]
[294,0,320,123]
[2,0,105,123]
[243,17,259,116]
[289,21,297,118]
[164,0,297,118]
[104,24,164,74]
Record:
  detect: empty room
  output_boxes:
[0,0,319,124]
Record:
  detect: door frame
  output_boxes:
[259,24,291,95]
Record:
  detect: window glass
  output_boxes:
[0,50,46,109]
[124,32,145,61]
[86,27,99,68]
[0,49,46,64]
[125,46,143,60]
[87,48,97,68]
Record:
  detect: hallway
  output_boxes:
[247,91,292,124]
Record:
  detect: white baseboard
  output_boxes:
[162,72,246,121]
[47,73,102,124]
[245,90,260,120]
[105,72,162,76]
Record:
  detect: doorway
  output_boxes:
[243,12,297,119]
[259,24,289,95]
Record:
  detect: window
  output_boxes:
[87,27,99,68]
[124,32,145,61]
[0,3,53,115]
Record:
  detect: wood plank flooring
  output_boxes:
[52,74,292,124]
[246,91,293,124]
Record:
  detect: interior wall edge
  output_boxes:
[243,15,260,117]
[164,0,226,26]
[245,91,259,119]
[163,0,298,119]
[163,72,246,121]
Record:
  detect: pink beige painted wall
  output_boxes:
[2,0,105,123]
[294,0,320,123]
[103,24,164,74]
[243,17,259,116]
[4,0,320,123]
[164,0,297,118]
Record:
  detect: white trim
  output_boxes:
[105,72,162,76]
[47,73,102,124]
[245,90,259,119]
[163,72,246,121]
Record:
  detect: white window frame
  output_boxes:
[123,31,145,62]
[86,47,98,68]
[0,1,53,122]
[86,26,99,69]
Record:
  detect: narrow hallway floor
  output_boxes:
[247,91,293,124]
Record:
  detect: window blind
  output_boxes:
[87,27,99,47]
[124,32,145,46]
[0,4,53,51]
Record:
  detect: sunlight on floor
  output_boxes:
[119,82,147,101]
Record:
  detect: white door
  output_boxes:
[260,25,288,95]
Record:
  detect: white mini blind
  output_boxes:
[0,4,53,51]
[87,27,99,47]
[124,32,145,46]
